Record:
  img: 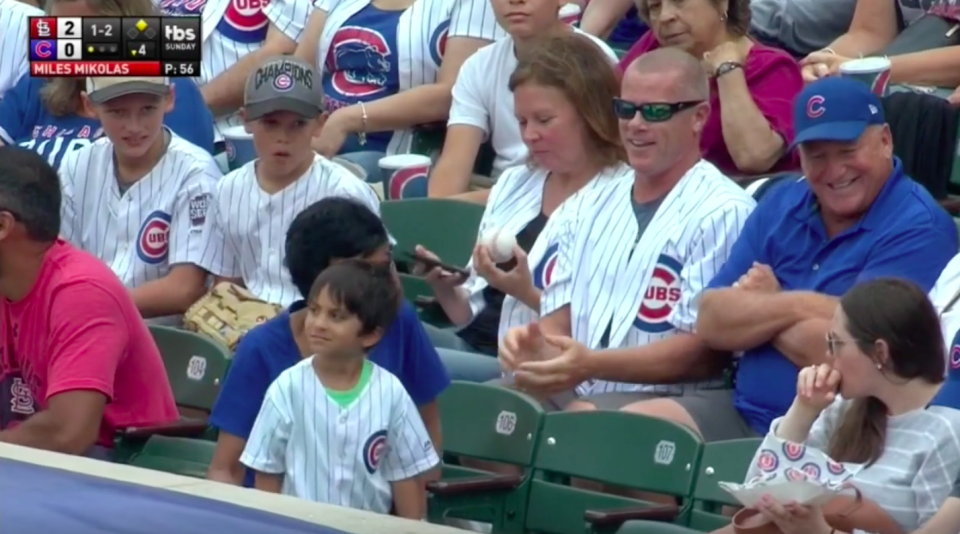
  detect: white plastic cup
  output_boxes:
[221,125,257,172]
[838,57,892,97]
[559,3,582,26]
[379,154,431,200]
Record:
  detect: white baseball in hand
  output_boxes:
[481,227,516,263]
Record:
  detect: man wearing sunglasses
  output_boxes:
[499,48,755,419]
[0,146,178,459]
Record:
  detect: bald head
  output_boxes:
[625,48,710,101]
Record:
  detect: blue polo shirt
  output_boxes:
[708,159,958,434]
[210,299,450,487]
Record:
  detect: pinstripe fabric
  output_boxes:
[59,133,221,289]
[541,160,757,396]
[197,154,381,306]
[240,358,439,512]
[0,0,41,104]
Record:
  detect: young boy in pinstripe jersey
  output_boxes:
[241,260,438,518]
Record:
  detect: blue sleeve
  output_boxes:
[0,75,42,143]
[857,223,959,292]
[707,200,767,289]
[208,335,272,440]
[396,302,450,406]
[165,79,215,154]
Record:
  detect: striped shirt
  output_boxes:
[0,0,41,102]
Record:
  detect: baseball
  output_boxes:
[481,227,516,263]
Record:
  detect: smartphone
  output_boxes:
[402,251,470,277]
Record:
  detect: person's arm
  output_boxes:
[716,55,801,174]
[415,400,442,482]
[914,496,960,534]
[773,401,830,444]
[292,7,329,68]
[888,46,960,94]
[383,389,441,520]
[238,380,293,491]
[0,283,130,454]
[130,265,208,318]
[397,303,450,455]
[206,336,273,484]
[427,52,490,198]
[580,0,634,39]
[825,0,899,57]
[196,186,245,283]
[0,75,40,145]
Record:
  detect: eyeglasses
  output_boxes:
[612,98,703,123]
[826,334,848,357]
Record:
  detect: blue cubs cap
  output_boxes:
[791,77,885,148]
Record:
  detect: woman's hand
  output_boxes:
[311,108,351,158]
[472,244,533,300]
[412,245,468,290]
[800,51,851,83]
[755,495,833,534]
[796,363,841,412]
[702,37,751,74]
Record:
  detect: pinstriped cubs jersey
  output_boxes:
[197,154,381,306]
[313,0,504,156]
[59,133,221,294]
[159,0,315,137]
[0,0,42,103]
[541,160,756,396]
[240,358,439,512]
[458,163,634,345]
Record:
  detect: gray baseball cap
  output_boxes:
[244,56,323,121]
[86,77,171,104]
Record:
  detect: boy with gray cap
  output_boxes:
[198,56,381,307]
[59,76,221,322]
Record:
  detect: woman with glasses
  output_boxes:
[618,0,802,178]
[736,278,960,534]
[415,32,632,383]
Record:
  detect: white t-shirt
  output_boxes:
[0,0,42,102]
[447,28,617,177]
[240,358,439,513]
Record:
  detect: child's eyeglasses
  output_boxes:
[612,98,703,123]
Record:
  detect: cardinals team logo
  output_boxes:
[634,254,682,333]
[532,243,559,290]
[362,429,388,474]
[388,166,429,200]
[325,26,392,99]
[429,21,449,67]
[756,449,778,472]
[137,211,172,265]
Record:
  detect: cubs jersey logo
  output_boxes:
[532,243,559,290]
[362,429,388,474]
[221,0,271,43]
[225,139,237,162]
[137,211,172,265]
[326,26,392,99]
[388,166,428,200]
[800,462,821,479]
[756,449,778,472]
[429,20,449,67]
[826,459,846,475]
[633,254,682,333]
[784,467,808,482]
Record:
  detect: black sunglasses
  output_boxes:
[613,98,703,123]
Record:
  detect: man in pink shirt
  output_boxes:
[0,146,178,460]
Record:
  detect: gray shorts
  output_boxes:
[488,375,579,411]
[583,388,758,443]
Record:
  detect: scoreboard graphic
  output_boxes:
[28,17,202,77]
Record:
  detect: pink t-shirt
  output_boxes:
[0,240,178,448]
[618,35,803,176]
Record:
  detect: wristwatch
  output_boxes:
[715,61,743,78]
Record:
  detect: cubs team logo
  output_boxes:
[159,0,206,15]
[532,243,559,290]
[429,21,450,66]
[633,254,682,333]
[273,73,294,92]
[826,459,846,476]
[388,166,429,200]
[782,441,806,461]
[806,95,825,118]
[756,449,778,472]
[950,330,960,370]
[362,429,388,474]
[325,26,392,99]
[784,467,808,482]
[869,69,891,97]
[801,462,821,479]
[137,210,172,265]
[225,140,236,162]
[221,0,271,43]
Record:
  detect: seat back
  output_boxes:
[525,412,703,534]
[381,198,484,268]
[616,520,699,534]
[150,325,231,412]
[129,435,216,478]
[687,438,761,531]
[439,381,545,467]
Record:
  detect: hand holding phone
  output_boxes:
[404,249,470,277]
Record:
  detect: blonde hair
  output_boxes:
[508,33,627,168]
[41,0,161,116]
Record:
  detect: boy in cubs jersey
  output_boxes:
[59,77,220,323]
[241,260,438,518]
[198,56,381,306]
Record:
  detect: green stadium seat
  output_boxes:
[114,326,232,463]
[616,521,699,534]
[686,438,760,531]
[427,382,545,534]
[399,273,452,327]
[381,198,484,269]
[129,436,216,479]
[524,412,703,534]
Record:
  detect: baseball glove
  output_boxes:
[184,282,282,351]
